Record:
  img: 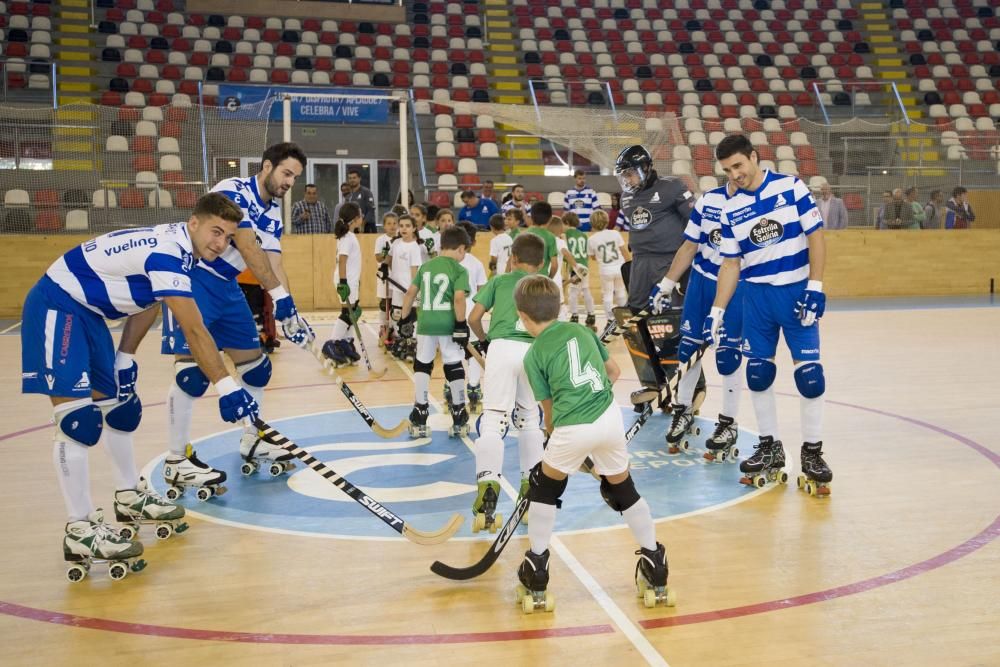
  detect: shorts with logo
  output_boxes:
[741,279,820,361]
[21,275,117,398]
[161,267,260,355]
[543,401,629,476]
[679,269,744,349]
[481,338,536,414]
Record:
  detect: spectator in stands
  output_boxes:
[905,187,925,230]
[923,190,947,229]
[458,189,500,230]
[881,188,913,230]
[563,169,601,232]
[332,182,351,222]
[875,190,892,228]
[345,169,376,233]
[501,183,531,221]
[609,192,623,230]
[816,183,849,231]
[291,183,333,234]
[481,179,498,205]
[946,186,975,229]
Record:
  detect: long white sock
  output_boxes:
[414,372,430,405]
[331,318,349,340]
[750,386,779,440]
[448,377,466,405]
[167,382,194,455]
[721,370,743,418]
[622,497,657,551]
[53,437,93,521]
[602,286,613,319]
[468,358,482,386]
[676,356,702,406]
[568,283,580,316]
[103,427,139,490]
[528,501,557,555]
[800,396,824,443]
[582,285,595,314]
[473,433,504,483]
[518,429,545,479]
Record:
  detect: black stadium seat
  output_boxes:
[101,47,121,62]
[281,30,299,44]
[214,40,233,53]
[372,73,390,87]
[98,20,117,34]
[294,57,312,70]
[151,36,169,50]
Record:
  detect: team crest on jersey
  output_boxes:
[630,207,653,230]
[709,229,723,248]
[749,219,784,248]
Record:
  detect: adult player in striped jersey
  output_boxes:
[706,135,833,495]
[21,193,258,572]
[563,169,601,231]
[161,143,313,493]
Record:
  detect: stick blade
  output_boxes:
[402,513,464,546]
[373,418,411,439]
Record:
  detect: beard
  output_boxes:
[264,173,285,199]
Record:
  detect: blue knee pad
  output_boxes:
[715,346,742,376]
[528,463,567,507]
[413,358,434,375]
[55,402,103,447]
[746,358,777,392]
[101,393,142,432]
[599,475,641,513]
[794,362,826,399]
[175,361,209,397]
[443,361,465,382]
[238,354,272,388]
[677,336,701,363]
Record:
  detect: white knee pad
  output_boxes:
[476,409,510,439]
[512,403,541,431]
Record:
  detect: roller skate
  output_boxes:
[635,542,676,608]
[569,314,579,324]
[739,436,788,488]
[239,429,295,477]
[448,402,470,438]
[516,476,531,524]
[408,402,430,438]
[703,414,739,463]
[471,480,502,533]
[516,549,554,614]
[467,384,483,414]
[585,313,597,332]
[798,441,833,497]
[162,444,228,501]
[113,477,189,541]
[321,339,350,369]
[665,404,700,454]
[339,339,361,364]
[63,509,146,583]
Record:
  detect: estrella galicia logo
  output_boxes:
[749,219,783,248]
[709,228,723,248]
[630,206,653,230]
[224,96,242,112]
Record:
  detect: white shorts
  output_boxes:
[543,401,628,476]
[339,280,360,306]
[376,275,387,299]
[481,338,536,413]
[416,334,465,365]
[390,287,405,308]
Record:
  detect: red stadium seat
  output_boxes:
[119,188,146,209]
[35,211,62,233]
[435,158,456,174]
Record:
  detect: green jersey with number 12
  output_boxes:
[413,255,470,336]
[473,268,535,343]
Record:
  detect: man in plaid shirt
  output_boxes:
[291,184,333,234]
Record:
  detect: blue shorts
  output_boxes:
[741,280,821,361]
[21,275,117,398]
[161,268,260,355]
[678,269,744,349]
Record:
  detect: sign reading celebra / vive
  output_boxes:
[218,85,391,124]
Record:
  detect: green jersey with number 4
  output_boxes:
[522,226,559,276]
[473,268,534,343]
[413,255,470,336]
[523,322,613,428]
[564,228,589,266]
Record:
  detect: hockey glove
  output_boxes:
[570,264,589,285]
[795,280,826,327]
[281,314,315,348]
[115,351,138,402]
[648,276,678,314]
[702,306,726,348]
[376,263,390,281]
[216,377,259,423]
[269,285,297,322]
[452,320,470,346]
[398,310,416,338]
[472,338,489,357]
[336,279,351,303]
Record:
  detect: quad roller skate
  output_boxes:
[339,339,361,364]
[162,444,228,501]
[584,313,597,332]
[703,414,740,463]
[239,429,296,477]
[569,314,579,324]
[739,436,788,488]
[665,404,700,454]
[448,402,470,438]
[467,384,483,414]
[516,549,555,614]
[113,477,188,541]
[64,509,146,583]
[321,339,350,368]
[471,480,502,533]
[635,542,676,608]
[408,402,430,438]
[798,441,833,497]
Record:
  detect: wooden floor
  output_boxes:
[0,301,998,667]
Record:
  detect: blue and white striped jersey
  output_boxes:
[45,223,195,319]
[719,170,823,285]
[199,175,283,281]
[683,184,733,281]
[563,187,601,229]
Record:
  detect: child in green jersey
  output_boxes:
[522,201,560,279]
[561,211,597,330]
[514,275,673,611]
[400,227,473,438]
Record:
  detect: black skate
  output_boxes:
[321,339,349,368]
[585,313,597,331]
[569,314,579,324]
[516,549,554,614]
[471,480,502,533]
[798,441,833,497]
[665,404,700,454]
[467,384,482,414]
[448,403,469,438]
[704,414,739,463]
[339,339,361,364]
[408,403,430,438]
[163,445,228,501]
[635,542,676,608]
[739,436,789,488]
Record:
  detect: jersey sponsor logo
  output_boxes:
[103,237,158,256]
[650,192,661,203]
[647,321,675,337]
[630,206,653,230]
[748,219,784,248]
[709,228,723,248]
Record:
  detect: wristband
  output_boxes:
[114,351,135,370]
[214,376,240,395]
[806,280,823,292]
[268,285,290,301]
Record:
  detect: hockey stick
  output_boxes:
[465,342,485,368]
[347,306,388,379]
[253,418,463,545]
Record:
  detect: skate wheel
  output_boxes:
[804,481,815,496]
[119,525,137,541]
[268,463,284,477]
[165,486,181,501]
[196,487,213,502]
[521,595,535,615]
[692,427,701,436]
[108,562,128,581]
[635,575,648,598]
[664,588,677,607]
[731,448,739,459]
[66,564,87,583]
[796,475,806,490]
[778,471,789,484]
[643,589,657,608]
[472,513,485,533]
[754,476,766,489]
[489,513,503,534]
[155,524,173,540]
[680,439,690,451]
[544,592,555,613]
[240,462,256,476]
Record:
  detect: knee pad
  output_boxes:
[677,336,702,363]
[99,393,142,433]
[237,354,272,389]
[476,409,510,439]
[512,404,542,431]
[390,306,402,322]
[338,307,352,325]
[746,358,777,392]
[528,463,567,507]
[794,362,825,399]
[413,358,434,375]
[715,346,742,376]
[174,360,210,397]
[443,361,465,383]
[599,475,641,513]
[54,400,103,447]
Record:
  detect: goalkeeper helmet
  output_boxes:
[614,145,653,194]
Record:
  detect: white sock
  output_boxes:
[583,287,595,314]
[167,382,194,455]
[721,369,743,418]
[103,427,139,490]
[676,356,702,406]
[800,396,824,443]
[473,433,504,483]
[518,429,545,479]
[243,383,265,413]
[448,377,466,405]
[53,437,93,521]
[331,318,349,340]
[622,497,657,551]
[468,358,482,386]
[750,386,779,440]
[414,372,430,405]
[528,501,557,555]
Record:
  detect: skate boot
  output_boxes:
[113,477,189,541]
[635,542,676,608]
[64,508,146,583]
[239,429,295,477]
[798,441,833,497]
[739,436,788,488]
[338,339,360,364]
[569,314,579,324]
[162,444,228,501]
[321,339,349,368]
[516,549,554,613]
[471,480,502,533]
[703,414,739,463]
[467,384,483,414]
[408,402,430,438]
[665,404,700,454]
[585,313,597,331]
[448,402,470,438]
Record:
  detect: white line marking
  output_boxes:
[0,321,22,334]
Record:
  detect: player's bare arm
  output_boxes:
[234,227,281,290]
[266,249,291,289]
[806,228,826,282]
[604,358,621,385]
[117,305,160,355]
[712,257,741,311]
[162,296,230,383]
[469,303,487,341]
[454,290,467,322]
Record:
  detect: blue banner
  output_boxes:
[218,85,391,124]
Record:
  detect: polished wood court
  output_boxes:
[0,302,998,666]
